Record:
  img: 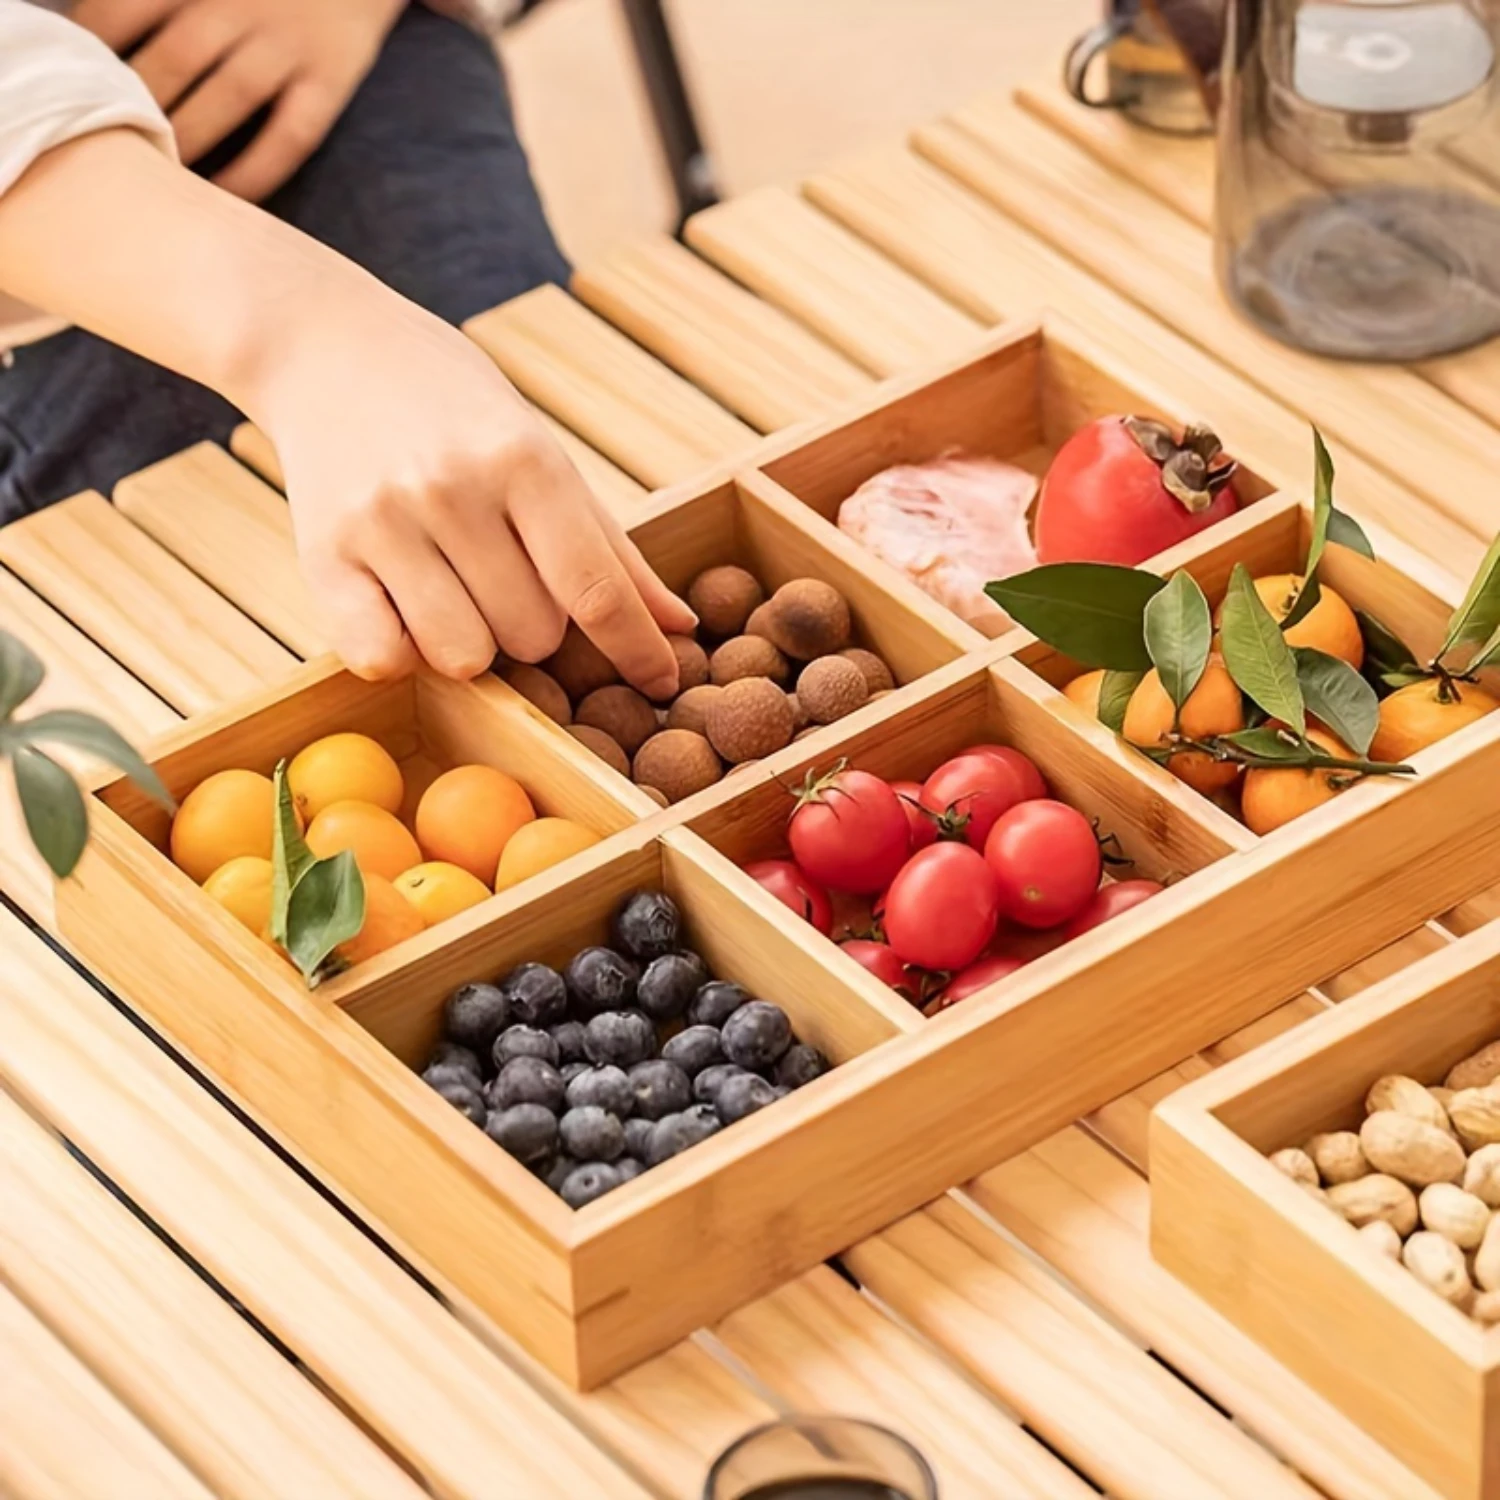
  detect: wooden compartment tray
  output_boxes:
[53,317,1500,1391]
[1152,920,1500,1500]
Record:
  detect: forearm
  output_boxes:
[0,127,392,421]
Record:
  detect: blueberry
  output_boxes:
[583,1009,656,1069]
[628,1059,692,1120]
[545,1155,579,1193]
[623,1116,655,1161]
[721,1002,792,1071]
[501,962,568,1028]
[485,1103,557,1166]
[693,1064,747,1105]
[549,1019,589,1065]
[687,980,751,1030]
[494,1057,565,1113]
[615,1157,644,1184]
[560,1060,591,1085]
[612,891,681,961]
[566,1064,634,1118]
[646,1108,722,1165]
[559,1105,625,1161]
[492,1024,560,1071]
[775,1043,829,1090]
[426,1041,484,1080]
[560,1162,624,1208]
[661,1024,724,1079]
[444,982,509,1052]
[430,1076,486,1125]
[637,952,709,1022]
[716,1071,778,1125]
[422,1062,480,1095]
[565,948,639,1017]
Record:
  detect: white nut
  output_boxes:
[1359,1111,1465,1187]
[1306,1131,1369,1186]
[1431,1086,1456,1116]
[1448,1087,1500,1151]
[1327,1173,1419,1237]
[1446,1041,1500,1093]
[1357,1219,1403,1260]
[1465,1144,1500,1208]
[1475,1215,1500,1292]
[1472,1290,1500,1325]
[1269,1147,1318,1189]
[1366,1075,1452,1134]
[1419,1183,1491,1250]
[1402,1231,1473,1307]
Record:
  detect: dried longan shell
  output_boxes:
[763,579,852,661]
[667,684,723,737]
[688,565,764,638]
[709,635,789,687]
[567,724,630,778]
[706,678,796,764]
[840,648,895,696]
[796,655,869,725]
[633,729,722,804]
[501,665,572,726]
[545,624,618,701]
[576,685,659,757]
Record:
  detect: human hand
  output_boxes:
[251,288,692,696]
[72,0,405,200]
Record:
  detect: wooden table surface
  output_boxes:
[5,78,1495,1500]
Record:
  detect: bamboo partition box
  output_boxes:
[1152,923,1500,1500]
[54,318,1500,1389]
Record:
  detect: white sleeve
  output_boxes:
[0,1,177,200]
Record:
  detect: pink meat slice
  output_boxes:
[837,454,1038,627]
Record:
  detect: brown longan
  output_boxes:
[545,625,617,701]
[688,565,764,638]
[709,635,789,687]
[501,665,572,726]
[634,730,723,804]
[706,678,796,764]
[667,684,723,736]
[567,724,630,778]
[839,648,895,696]
[796,656,870,725]
[576,686,658,756]
[666,635,710,695]
[764,579,852,661]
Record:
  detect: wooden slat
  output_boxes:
[572,237,870,429]
[714,1266,1098,1500]
[114,444,322,657]
[0,1285,215,1500]
[0,1089,421,1500]
[463,284,758,488]
[0,493,296,714]
[922,98,1500,542]
[685,185,984,377]
[802,144,1488,578]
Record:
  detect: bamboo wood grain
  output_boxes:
[464,284,758,488]
[572,236,871,430]
[713,1266,1098,1500]
[801,146,1487,578]
[686,184,984,377]
[0,913,660,1499]
[0,1090,423,1500]
[0,1285,215,1500]
[0,493,296,714]
[114,443,322,657]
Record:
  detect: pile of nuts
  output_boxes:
[500,566,895,805]
[1269,1038,1500,1321]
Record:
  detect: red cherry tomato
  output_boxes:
[743,859,834,935]
[890,780,938,853]
[919,748,1046,849]
[989,923,1068,965]
[984,799,1101,929]
[788,767,910,895]
[1035,416,1239,566]
[1059,879,1164,941]
[925,954,1025,1014]
[839,938,916,998]
[883,843,1000,971]
[962,745,1049,803]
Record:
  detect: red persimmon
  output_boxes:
[984,799,1101,929]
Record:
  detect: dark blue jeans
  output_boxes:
[0,4,569,521]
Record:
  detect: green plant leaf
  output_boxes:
[1283,431,1337,631]
[283,849,366,986]
[1439,533,1500,664]
[986,564,1165,671]
[1467,621,1500,674]
[1294,648,1379,755]
[1356,609,1423,682]
[12,709,172,808]
[270,760,315,947]
[1327,510,1374,560]
[1098,669,1143,734]
[1220,727,1307,763]
[1381,669,1436,690]
[0,629,44,721]
[1219,563,1306,733]
[12,743,89,878]
[1143,571,1211,714]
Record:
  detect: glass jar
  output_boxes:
[1066,0,1216,135]
[702,1417,938,1500]
[1216,0,1500,360]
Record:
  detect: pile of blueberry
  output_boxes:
[419,890,829,1208]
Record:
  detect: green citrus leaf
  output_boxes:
[0,629,44,721]
[1220,727,1308,763]
[1327,509,1374,560]
[284,849,365,986]
[12,744,89,878]
[1439,533,1500,664]
[1219,563,1306,733]
[1356,609,1423,683]
[1467,620,1500,674]
[986,564,1165,671]
[1143,571,1211,715]
[270,759,315,947]
[1294,648,1378,755]
[13,709,172,809]
[1283,430,1336,631]
[1098,669,1143,734]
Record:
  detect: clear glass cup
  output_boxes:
[1066,0,1216,135]
[1216,0,1500,359]
[702,1417,938,1500]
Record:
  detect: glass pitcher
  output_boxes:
[1216,0,1500,359]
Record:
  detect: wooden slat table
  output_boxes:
[10,72,1500,1499]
